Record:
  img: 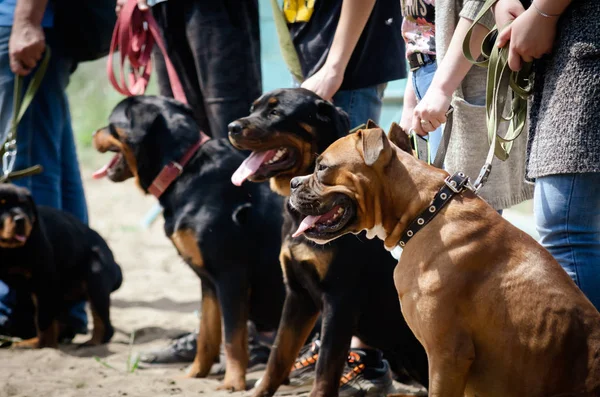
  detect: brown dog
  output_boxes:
[288,125,600,397]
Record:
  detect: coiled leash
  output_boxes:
[462,0,533,192]
[106,0,187,103]
[0,49,50,184]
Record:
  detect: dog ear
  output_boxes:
[316,99,350,138]
[387,122,412,154]
[365,119,380,129]
[359,127,392,167]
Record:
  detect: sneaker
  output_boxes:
[338,349,395,397]
[288,334,320,387]
[139,331,198,365]
[209,321,272,375]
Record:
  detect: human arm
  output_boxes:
[496,0,572,71]
[300,0,376,100]
[400,75,418,134]
[412,16,490,135]
[9,0,48,76]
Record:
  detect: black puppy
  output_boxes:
[229,88,429,397]
[92,96,286,391]
[0,184,122,348]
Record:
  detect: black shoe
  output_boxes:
[288,334,320,387]
[139,331,198,365]
[339,349,396,397]
[210,321,272,375]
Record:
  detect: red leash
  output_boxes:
[107,0,187,103]
[107,0,211,198]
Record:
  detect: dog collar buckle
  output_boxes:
[444,174,464,193]
[147,133,210,199]
[172,162,183,175]
[397,171,470,249]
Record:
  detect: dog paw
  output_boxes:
[216,378,246,392]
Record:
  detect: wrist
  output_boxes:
[531,0,570,17]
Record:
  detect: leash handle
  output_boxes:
[107,0,187,104]
[1,48,51,181]
[461,0,533,192]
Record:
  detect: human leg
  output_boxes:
[534,173,600,309]
[332,83,386,133]
[184,0,262,139]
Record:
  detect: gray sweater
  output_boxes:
[435,0,534,210]
[527,0,600,179]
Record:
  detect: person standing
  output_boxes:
[0,0,90,341]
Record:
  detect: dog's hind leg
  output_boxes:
[85,274,114,345]
[187,277,222,379]
[253,286,319,397]
[216,274,251,392]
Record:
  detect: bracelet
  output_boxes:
[532,0,562,17]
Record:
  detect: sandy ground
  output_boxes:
[0,156,427,397]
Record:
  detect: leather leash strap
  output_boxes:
[106,0,186,103]
[0,49,51,183]
[462,0,533,191]
[107,0,211,199]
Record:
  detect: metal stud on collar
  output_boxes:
[407,230,413,237]
[429,205,436,213]
[417,218,425,225]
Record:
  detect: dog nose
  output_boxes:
[290,177,303,191]
[228,121,243,135]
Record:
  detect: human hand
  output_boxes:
[411,87,451,136]
[300,63,344,101]
[8,19,45,76]
[116,0,148,15]
[493,0,525,31]
[497,6,557,71]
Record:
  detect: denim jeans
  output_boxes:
[151,0,262,139]
[0,26,88,336]
[412,62,443,160]
[332,83,387,132]
[534,173,600,310]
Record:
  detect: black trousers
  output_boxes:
[151,0,262,139]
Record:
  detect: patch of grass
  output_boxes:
[93,330,140,374]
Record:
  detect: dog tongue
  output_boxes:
[292,215,323,238]
[14,235,26,243]
[231,150,276,186]
[92,154,120,180]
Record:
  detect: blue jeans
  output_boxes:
[412,62,443,160]
[332,84,386,130]
[534,173,600,310]
[0,26,88,336]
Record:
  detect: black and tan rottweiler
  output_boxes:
[92,95,286,391]
[228,88,429,397]
[0,183,122,348]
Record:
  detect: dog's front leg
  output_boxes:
[253,286,319,397]
[310,294,355,397]
[216,274,251,392]
[425,329,474,397]
[186,277,222,378]
[13,290,59,349]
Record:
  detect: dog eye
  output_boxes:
[249,105,255,112]
[317,163,328,172]
[270,109,279,117]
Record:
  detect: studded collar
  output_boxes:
[397,171,471,248]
